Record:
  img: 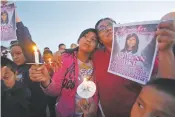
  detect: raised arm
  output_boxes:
[16,13,42,63]
[29,55,67,96]
[156,20,175,78]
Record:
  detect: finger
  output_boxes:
[30,65,40,71]
[30,74,44,82]
[81,105,89,112]
[34,76,45,82]
[157,35,174,44]
[37,65,46,71]
[30,69,42,74]
[29,69,42,78]
[158,20,175,31]
[29,73,43,80]
[156,28,175,37]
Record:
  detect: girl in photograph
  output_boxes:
[121,33,139,54]
[1,11,9,25]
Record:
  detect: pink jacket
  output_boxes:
[42,53,99,117]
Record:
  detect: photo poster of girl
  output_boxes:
[1,3,16,41]
[108,20,160,85]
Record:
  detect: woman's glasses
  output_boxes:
[97,22,113,32]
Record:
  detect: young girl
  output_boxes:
[29,28,99,117]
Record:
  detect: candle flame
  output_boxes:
[48,58,52,64]
[49,58,51,62]
[84,77,87,82]
[33,46,37,51]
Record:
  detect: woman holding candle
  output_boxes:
[29,28,99,117]
[8,5,47,117]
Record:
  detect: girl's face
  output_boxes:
[79,31,98,53]
[127,36,137,49]
[1,13,7,22]
[2,67,16,88]
[131,86,175,117]
[11,46,26,65]
[96,19,113,46]
[43,53,53,64]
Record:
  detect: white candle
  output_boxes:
[83,77,88,89]
[48,58,52,66]
[33,46,39,64]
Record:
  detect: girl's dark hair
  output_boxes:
[146,78,175,97]
[43,50,53,55]
[64,28,99,56]
[1,11,9,24]
[121,33,139,54]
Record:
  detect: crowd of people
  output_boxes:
[1,2,175,117]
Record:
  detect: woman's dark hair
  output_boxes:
[1,11,9,24]
[95,17,116,30]
[121,33,139,54]
[95,18,116,50]
[146,78,175,97]
[10,40,22,49]
[64,28,99,58]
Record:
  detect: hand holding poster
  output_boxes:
[1,3,16,41]
[108,21,160,85]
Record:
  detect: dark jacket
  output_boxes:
[1,81,30,117]
[16,22,47,117]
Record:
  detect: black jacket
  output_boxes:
[1,81,30,117]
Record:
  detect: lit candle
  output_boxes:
[48,58,52,66]
[83,77,88,89]
[33,46,39,64]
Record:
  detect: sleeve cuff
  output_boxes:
[40,79,52,90]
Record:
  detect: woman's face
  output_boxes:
[11,46,26,65]
[131,86,175,117]
[96,19,113,46]
[127,36,137,49]
[79,31,98,53]
[1,12,7,22]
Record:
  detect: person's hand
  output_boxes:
[156,20,175,52]
[78,98,97,117]
[29,65,51,87]
[15,12,21,23]
[52,51,63,72]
